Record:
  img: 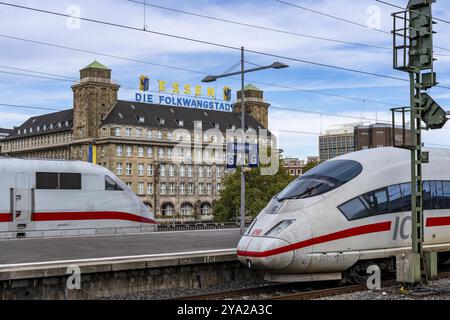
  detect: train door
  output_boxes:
[13,172,33,225]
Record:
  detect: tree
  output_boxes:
[213,162,295,222]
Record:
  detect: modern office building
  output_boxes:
[319,123,412,161]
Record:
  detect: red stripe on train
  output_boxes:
[32,212,157,225]
[0,213,12,223]
[426,216,450,227]
[237,221,392,258]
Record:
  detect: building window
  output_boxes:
[180,183,186,195]
[198,166,204,178]
[114,127,121,136]
[160,164,166,177]
[136,128,143,138]
[161,203,174,216]
[198,183,204,195]
[180,203,193,216]
[167,148,173,159]
[157,131,163,139]
[126,146,133,157]
[126,182,132,190]
[138,182,145,195]
[188,166,193,178]
[147,183,154,195]
[138,147,144,158]
[207,166,212,178]
[138,163,144,176]
[116,163,123,176]
[169,183,175,195]
[160,183,167,195]
[201,203,212,215]
[216,183,222,193]
[216,167,222,178]
[180,165,185,177]
[206,183,212,195]
[188,183,194,195]
[126,163,132,176]
[125,128,132,137]
[168,165,175,177]
[116,145,123,157]
[168,132,173,140]
[147,164,154,176]
[147,147,153,158]
[158,148,164,159]
[147,130,152,139]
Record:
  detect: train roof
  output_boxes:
[0,157,105,175]
[331,147,450,174]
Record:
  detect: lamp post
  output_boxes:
[202,47,288,235]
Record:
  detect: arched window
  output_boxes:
[180,203,193,216]
[201,203,212,215]
[161,203,175,216]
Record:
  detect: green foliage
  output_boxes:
[213,163,295,222]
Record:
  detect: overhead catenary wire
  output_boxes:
[376,0,450,25]
[127,0,391,51]
[0,2,415,83]
[0,103,60,111]
[0,34,405,107]
[0,66,399,121]
[275,0,450,54]
[1,100,448,146]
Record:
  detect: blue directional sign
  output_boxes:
[226,142,259,169]
[248,143,259,168]
[226,142,237,169]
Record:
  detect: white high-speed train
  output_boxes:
[0,158,157,239]
[237,147,450,282]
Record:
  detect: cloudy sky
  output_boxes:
[1,0,450,159]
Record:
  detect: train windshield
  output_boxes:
[276,160,363,201]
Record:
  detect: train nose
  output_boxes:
[237,236,294,270]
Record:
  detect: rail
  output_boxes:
[156,222,250,232]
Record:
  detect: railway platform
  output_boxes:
[0,229,258,299]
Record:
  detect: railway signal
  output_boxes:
[391,0,446,284]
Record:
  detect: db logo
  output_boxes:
[252,229,263,237]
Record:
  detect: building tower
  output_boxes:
[72,61,120,140]
[233,84,270,128]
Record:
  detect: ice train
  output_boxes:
[237,147,450,282]
[0,158,156,239]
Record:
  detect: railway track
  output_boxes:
[175,270,450,300]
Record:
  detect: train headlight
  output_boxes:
[264,219,296,237]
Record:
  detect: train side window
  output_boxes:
[59,173,82,190]
[399,183,412,212]
[388,185,403,213]
[434,181,444,210]
[363,188,389,215]
[105,176,123,191]
[338,197,371,221]
[36,172,58,189]
[443,181,450,209]
[423,181,432,210]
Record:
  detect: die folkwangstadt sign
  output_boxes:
[135,75,233,112]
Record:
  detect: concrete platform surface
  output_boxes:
[0,229,242,265]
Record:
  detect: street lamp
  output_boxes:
[202,47,289,235]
